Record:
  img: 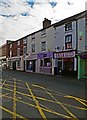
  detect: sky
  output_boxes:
[0,0,87,45]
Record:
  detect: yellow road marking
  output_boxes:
[0,106,28,120]
[26,82,47,119]
[65,95,87,103]
[1,80,6,87]
[32,84,78,119]
[45,90,78,120]
[13,79,16,119]
[35,96,87,111]
[4,83,28,90]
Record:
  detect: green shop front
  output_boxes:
[77,53,87,79]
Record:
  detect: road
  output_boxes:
[0,69,87,119]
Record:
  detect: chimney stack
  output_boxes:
[43,18,51,28]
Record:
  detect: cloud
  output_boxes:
[0,0,87,46]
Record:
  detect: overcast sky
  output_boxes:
[0,0,87,45]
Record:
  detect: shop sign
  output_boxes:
[26,54,37,60]
[81,54,87,59]
[37,51,53,59]
[54,51,75,59]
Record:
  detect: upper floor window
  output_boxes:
[41,29,46,37]
[65,22,72,31]
[31,34,35,41]
[10,44,12,48]
[17,41,20,46]
[65,35,72,49]
[17,48,20,56]
[31,44,35,53]
[23,46,27,55]
[10,50,12,57]
[41,41,46,51]
[23,38,27,44]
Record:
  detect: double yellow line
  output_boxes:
[26,82,47,120]
[13,78,16,119]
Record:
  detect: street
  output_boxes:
[0,70,87,119]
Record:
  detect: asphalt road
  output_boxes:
[0,69,87,120]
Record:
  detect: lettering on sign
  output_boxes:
[54,51,75,58]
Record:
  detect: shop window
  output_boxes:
[65,22,72,31]
[41,41,46,51]
[84,60,87,76]
[44,58,52,67]
[31,44,35,53]
[63,58,74,71]
[17,60,20,67]
[65,35,72,49]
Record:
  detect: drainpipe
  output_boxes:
[76,19,79,79]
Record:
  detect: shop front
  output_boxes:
[37,51,53,74]
[77,53,87,79]
[26,54,37,72]
[53,50,77,77]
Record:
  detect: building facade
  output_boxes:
[1,10,87,80]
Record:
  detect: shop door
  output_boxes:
[13,61,16,70]
[32,60,35,72]
[24,61,25,71]
[58,60,62,75]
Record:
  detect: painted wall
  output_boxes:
[54,21,76,51]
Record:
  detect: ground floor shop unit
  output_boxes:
[8,56,25,71]
[0,56,7,69]
[77,53,87,79]
[25,54,37,72]
[37,51,54,74]
[53,50,77,77]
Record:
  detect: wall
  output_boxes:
[78,17,85,52]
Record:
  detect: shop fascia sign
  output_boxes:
[54,51,75,59]
[37,51,53,59]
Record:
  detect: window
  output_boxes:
[41,41,46,51]
[41,29,46,37]
[17,60,20,67]
[18,41,20,46]
[31,44,35,53]
[10,44,12,48]
[65,22,72,31]
[65,35,72,49]
[23,38,27,44]
[23,46,27,55]
[17,48,20,56]
[44,58,52,67]
[31,34,35,41]
[10,50,12,57]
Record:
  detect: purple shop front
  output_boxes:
[37,51,53,74]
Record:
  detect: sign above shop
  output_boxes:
[37,51,53,59]
[54,51,75,59]
[81,54,87,59]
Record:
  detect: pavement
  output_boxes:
[0,69,87,119]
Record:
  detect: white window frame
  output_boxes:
[41,41,46,51]
[31,44,35,53]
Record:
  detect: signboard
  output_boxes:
[37,51,53,59]
[54,51,75,59]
